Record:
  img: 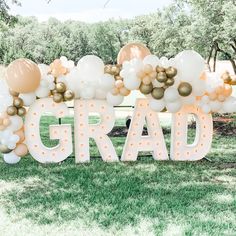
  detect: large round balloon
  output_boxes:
[6,59,41,93]
[117,43,151,65]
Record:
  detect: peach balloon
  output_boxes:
[6,59,41,93]
[15,128,25,143]
[50,59,68,78]
[117,43,151,65]
[223,84,232,97]
[14,143,28,157]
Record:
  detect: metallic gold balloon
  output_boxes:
[56,82,66,93]
[178,82,192,97]
[139,83,153,95]
[7,106,18,116]
[156,72,167,83]
[115,75,123,81]
[165,78,175,87]
[230,76,236,85]
[111,66,120,76]
[17,107,26,117]
[64,90,75,101]
[221,72,231,84]
[165,67,177,78]
[156,66,165,73]
[151,87,165,99]
[104,65,112,74]
[51,89,58,95]
[53,93,63,103]
[13,97,24,108]
[0,144,12,154]
[9,89,19,97]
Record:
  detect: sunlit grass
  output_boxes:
[0,116,235,235]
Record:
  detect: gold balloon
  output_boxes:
[139,83,153,95]
[221,72,231,84]
[13,97,24,108]
[165,78,175,87]
[53,93,63,103]
[156,72,167,83]
[151,87,165,99]
[165,67,177,78]
[56,82,66,93]
[161,107,167,112]
[0,144,12,154]
[230,76,236,85]
[156,66,165,73]
[6,58,41,93]
[9,89,19,97]
[111,66,120,76]
[115,75,123,81]
[7,106,18,116]
[178,82,192,97]
[104,65,112,74]
[117,43,151,65]
[64,90,75,101]
[17,107,26,117]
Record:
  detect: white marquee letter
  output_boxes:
[121,99,168,161]
[74,100,118,163]
[24,98,73,163]
[171,105,213,161]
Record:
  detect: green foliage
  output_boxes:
[0,0,235,73]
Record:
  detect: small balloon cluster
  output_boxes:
[0,43,236,164]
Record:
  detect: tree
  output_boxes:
[176,0,236,73]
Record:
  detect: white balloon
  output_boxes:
[201,104,211,114]
[8,116,23,132]
[95,88,107,100]
[181,95,195,105]
[99,74,115,91]
[164,87,180,103]
[35,87,50,98]
[80,87,95,99]
[3,151,21,164]
[160,57,169,67]
[209,101,222,112]
[192,79,206,96]
[143,55,160,67]
[38,64,50,77]
[64,68,80,98]
[77,55,104,83]
[175,50,205,82]
[149,99,165,112]
[201,95,210,103]
[123,74,141,90]
[19,93,36,106]
[222,97,236,113]
[106,92,124,106]
[166,100,182,113]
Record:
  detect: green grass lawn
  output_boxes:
[0,116,235,236]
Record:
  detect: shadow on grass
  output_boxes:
[0,157,235,235]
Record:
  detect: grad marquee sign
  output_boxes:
[0,43,235,164]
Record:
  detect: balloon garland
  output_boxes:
[0,43,236,164]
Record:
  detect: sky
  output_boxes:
[9,0,173,23]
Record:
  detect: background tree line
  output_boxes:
[0,0,236,73]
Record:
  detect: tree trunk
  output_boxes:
[207,44,214,72]
[213,47,218,72]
